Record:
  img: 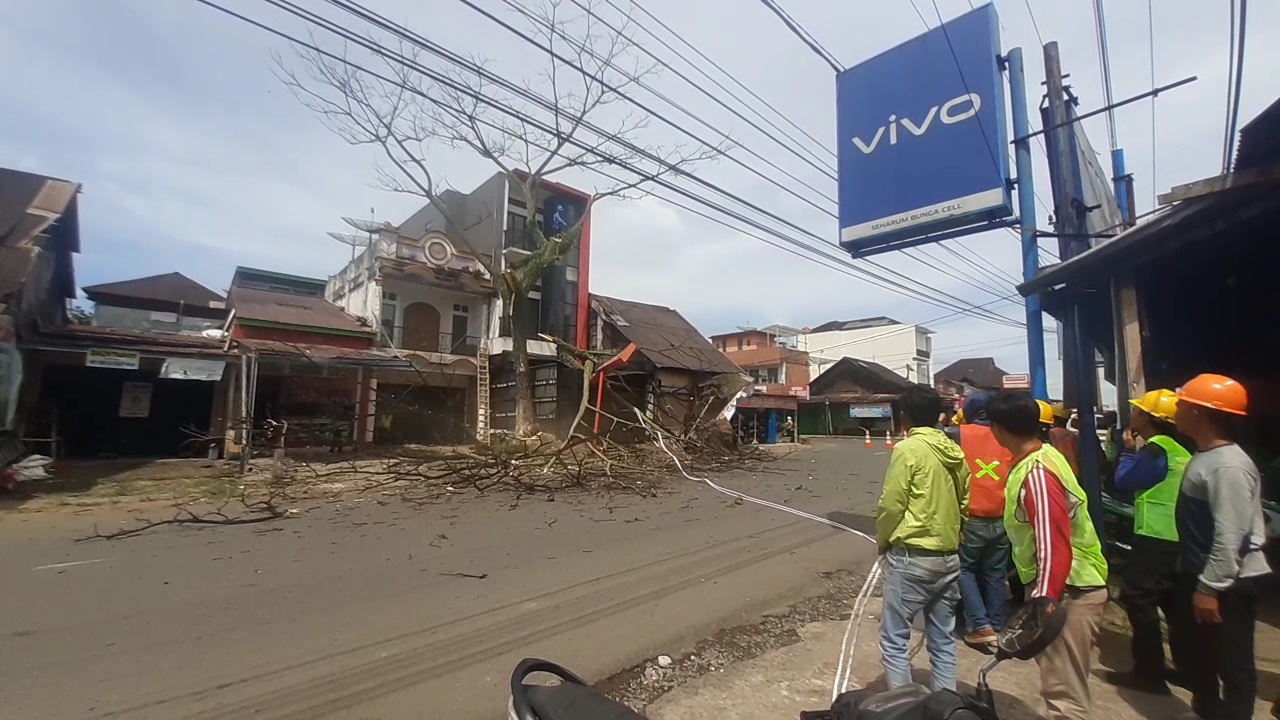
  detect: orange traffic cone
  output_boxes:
[863,430,872,449]
[885,431,894,450]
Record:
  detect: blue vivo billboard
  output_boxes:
[837,4,1012,254]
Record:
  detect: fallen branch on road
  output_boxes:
[77,488,293,541]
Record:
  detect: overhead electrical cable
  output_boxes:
[208,0,1027,327]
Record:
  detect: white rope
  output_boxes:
[635,411,940,700]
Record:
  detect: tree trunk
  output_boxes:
[508,292,539,437]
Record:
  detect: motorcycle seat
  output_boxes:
[527,683,648,720]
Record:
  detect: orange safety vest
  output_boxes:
[960,424,1014,518]
[1048,427,1080,477]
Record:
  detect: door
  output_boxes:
[449,312,469,353]
[401,302,441,352]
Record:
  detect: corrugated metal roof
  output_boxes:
[593,294,741,375]
[233,338,413,368]
[83,272,225,307]
[809,316,902,333]
[25,325,230,357]
[229,286,374,335]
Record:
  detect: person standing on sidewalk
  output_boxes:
[1103,389,1193,695]
[944,391,1014,648]
[1171,373,1270,720]
[987,392,1109,720]
[876,384,969,693]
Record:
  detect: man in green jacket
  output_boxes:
[877,384,970,692]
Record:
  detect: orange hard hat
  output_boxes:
[1177,373,1248,416]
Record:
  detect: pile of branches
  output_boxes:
[291,402,774,504]
[80,485,295,541]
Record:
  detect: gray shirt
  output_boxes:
[1176,443,1271,594]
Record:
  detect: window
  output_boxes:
[453,304,469,313]
[736,337,743,351]
[380,301,397,343]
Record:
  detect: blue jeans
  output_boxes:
[879,546,961,692]
[957,518,1010,633]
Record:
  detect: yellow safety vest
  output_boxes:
[1134,435,1190,542]
[1004,444,1109,588]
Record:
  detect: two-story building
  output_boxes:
[328,171,594,439]
[710,326,809,442]
[798,317,934,384]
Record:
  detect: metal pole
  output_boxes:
[238,353,249,475]
[1007,48,1048,401]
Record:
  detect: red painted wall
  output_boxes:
[232,323,374,349]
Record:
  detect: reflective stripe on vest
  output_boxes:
[1134,434,1191,542]
[959,424,1014,518]
[1003,444,1109,588]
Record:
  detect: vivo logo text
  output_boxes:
[851,93,982,155]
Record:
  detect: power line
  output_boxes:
[1223,0,1248,172]
[436,0,1028,325]
[757,0,841,72]
[497,0,836,212]
[1147,0,1158,209]
[1022,0,1046,48]
[228,0,1027,327]
[623,0,836,163]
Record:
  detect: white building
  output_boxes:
[326,171,593,440]
[798,316,934,384]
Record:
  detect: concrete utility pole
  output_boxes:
[1042,41,1105,543]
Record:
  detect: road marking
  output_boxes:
[34,558,108,571]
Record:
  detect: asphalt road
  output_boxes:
[0,439,887,719]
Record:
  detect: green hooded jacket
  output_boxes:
[876,426,970,552]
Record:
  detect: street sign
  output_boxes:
[836,4,1012,254]
[850,403,893,418]
[1002,373,1031,390]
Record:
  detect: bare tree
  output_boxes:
[275,0,722,437]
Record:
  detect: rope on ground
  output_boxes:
[634,409,904,699]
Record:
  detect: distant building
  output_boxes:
[710,326,809,389]
[231,266,327,298]
[83,272,226,335]
[800,356,913,437]
[797,317,934,384]
[934,356,1008,409]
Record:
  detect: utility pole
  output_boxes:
[1006,47,1048,401]
[1043,41,1105,542]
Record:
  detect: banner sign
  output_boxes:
[850,403,893,418]
[1002,373,1031,390]
[837,4,1012,253]
[87,348,141,370]
[119,381,153,418]
[161,358,227,381]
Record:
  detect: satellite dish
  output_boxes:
[342,217,383,233]
[201,328,229,340]
[327,232,371,248]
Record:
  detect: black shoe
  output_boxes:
[1101,670,1172,696]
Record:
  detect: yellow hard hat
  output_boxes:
[1036,400,1054,426]
[1130,388,1179,422]
[952,408,965,425]
[1050,402,1070,419]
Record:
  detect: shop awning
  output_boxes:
[232,338,417,370]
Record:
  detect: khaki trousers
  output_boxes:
[1032,586,1109,720]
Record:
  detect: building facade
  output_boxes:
[327,171,594,438]
[798,317,934,384]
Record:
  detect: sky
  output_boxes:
[3,0,1278,398]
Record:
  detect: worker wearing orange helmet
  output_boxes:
[1102,389,1193,695]
[1170,374,1269,720]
